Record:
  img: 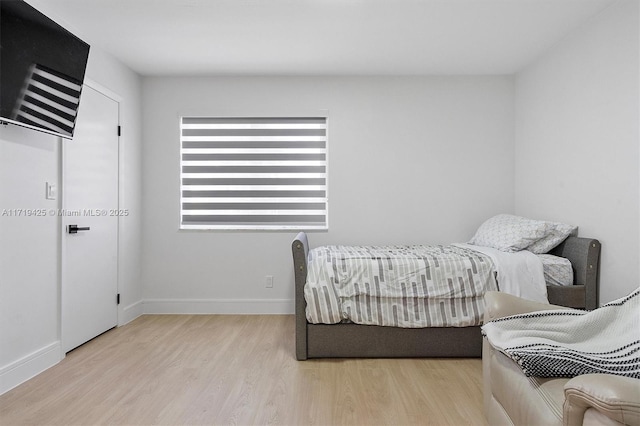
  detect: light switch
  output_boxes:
[46,182,56,200]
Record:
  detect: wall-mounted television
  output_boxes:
[1,0,90,139]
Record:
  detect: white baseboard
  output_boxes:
[0,341,62,395]
[142,298,294,314]
[120,300,143,325]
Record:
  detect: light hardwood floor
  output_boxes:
[0,315,487,426]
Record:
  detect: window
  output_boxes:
[180,116,328,230]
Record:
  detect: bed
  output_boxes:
[292,220,601,360]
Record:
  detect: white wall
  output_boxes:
[0,43,143,394]
[514,0,639,304]
[0,124,61,394]
[141,76,515,312]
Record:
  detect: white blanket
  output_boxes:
[455,243,548,303]
[482,288,640,378]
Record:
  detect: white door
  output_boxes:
[62,85,119,353]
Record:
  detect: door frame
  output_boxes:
[59,79,123,355]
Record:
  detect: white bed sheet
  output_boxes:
[455,243,548,303]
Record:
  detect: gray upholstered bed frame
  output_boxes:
[292,232,601,360]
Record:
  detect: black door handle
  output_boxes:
[68,224,90,234]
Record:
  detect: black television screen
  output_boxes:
[1,0,90,139]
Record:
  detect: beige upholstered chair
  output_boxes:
[482,291,640,426]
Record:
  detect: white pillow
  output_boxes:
[468,214,551,253]
[527,221,578,254]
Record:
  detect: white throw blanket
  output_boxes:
[482,288,640,378]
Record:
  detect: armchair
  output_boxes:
[483,291,640,426]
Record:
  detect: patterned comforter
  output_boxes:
[304,244,498,328]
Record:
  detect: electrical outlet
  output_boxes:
[266,275,274,288]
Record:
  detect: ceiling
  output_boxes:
[28,0,617,76]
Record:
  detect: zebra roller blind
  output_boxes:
[180,116,328,230]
